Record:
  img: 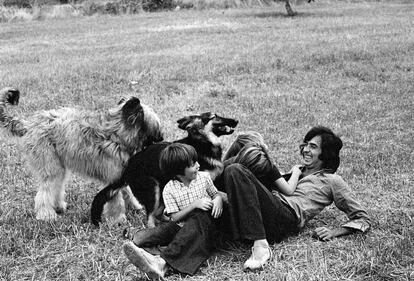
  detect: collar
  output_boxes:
[300,168,332,179]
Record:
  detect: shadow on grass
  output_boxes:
[254,11,339,18]
[233,9,342,19]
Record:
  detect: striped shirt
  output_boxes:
[163,171,218,215]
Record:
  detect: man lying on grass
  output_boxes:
[217,127,371,271]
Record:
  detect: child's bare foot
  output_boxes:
[123,241,167,280]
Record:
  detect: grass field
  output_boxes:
[1,1,413,280]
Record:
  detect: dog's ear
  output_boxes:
[122,97,143,126]
[199,112,215,123]
[1,87,20,105]
[117,97,126,105]
[177,116,194,130]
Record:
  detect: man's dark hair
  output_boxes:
[300,126,343,173]
[159,143,198,179]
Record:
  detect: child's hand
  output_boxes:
[211,196,223,218]
[193,198,213,211]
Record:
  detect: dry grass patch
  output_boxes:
[1,2,413,280]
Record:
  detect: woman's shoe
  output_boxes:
[243,245,272,271]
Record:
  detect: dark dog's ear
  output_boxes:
[7,89,20,105]
[177,116,193,130]
[199,112,213,118]
[117,97,126,105]
[122,97,143,127]
[199,112,214,122]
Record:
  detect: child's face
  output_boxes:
[182,161,200,182]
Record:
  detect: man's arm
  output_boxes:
[314,176,371,241]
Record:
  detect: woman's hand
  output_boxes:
[211,196,223,218]
[218,191,228,205]
[289,165,303,176]
[276,165,302,196]
[192,198,213,211]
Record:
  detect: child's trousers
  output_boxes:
[132,210,216,275]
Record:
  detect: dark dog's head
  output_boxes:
[177,112,238,142]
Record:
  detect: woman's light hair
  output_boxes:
[223,131,268,160]
[233,144,273,183]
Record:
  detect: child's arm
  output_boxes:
[168,198,213,222]
[274,165,302,195]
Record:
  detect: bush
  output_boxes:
[31,4,81,19]
[0,5,32,21]
[80,0,175,15]
[142,0,174,11]
[119,0,143,13]
[1,0,32,8]
[1,0,67,8]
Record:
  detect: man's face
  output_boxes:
[301,135,323,170]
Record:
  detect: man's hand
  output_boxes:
[313,227,354,241]
[192,198,213,211]
[211,196,223,218]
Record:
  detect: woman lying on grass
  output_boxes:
[123,126,371,278]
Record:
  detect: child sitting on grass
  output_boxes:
[123,143,223,280]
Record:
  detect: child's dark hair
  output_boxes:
[159,143,198,179]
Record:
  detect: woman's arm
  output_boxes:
[274,165,302,195]
[211,194,223,218]
[218,191,228,205]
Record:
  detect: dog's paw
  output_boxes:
[55,201,67,214]
[36,208,58,221]
[113,213,128,225]
[103,211,128,226]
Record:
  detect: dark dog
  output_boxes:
[90,112,238,227]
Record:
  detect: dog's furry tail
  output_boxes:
[0,87,27,137]
[91,177,126,226]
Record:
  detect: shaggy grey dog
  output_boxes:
[0,87,163,222]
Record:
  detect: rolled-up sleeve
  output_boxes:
[331,177,371,233]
